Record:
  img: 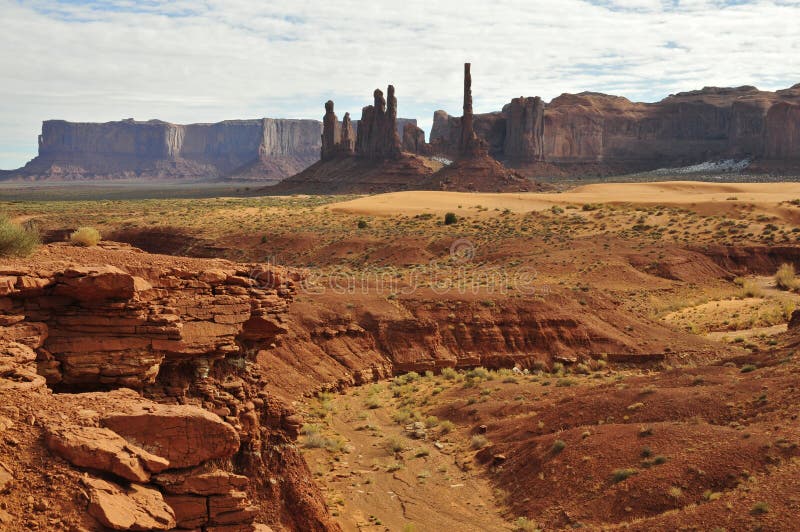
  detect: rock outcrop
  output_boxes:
[504,96,545,162]
[429,82,800,175]
[0,244,339,531]
[765,101,800,160]
[84,477,176,531]
[402,122,429,155]
[459,63,485,157]
[268,86,434,194]
[355,86,403,160]
[427,63,536,192]
[5,118,324,182]
[320,101,341,161]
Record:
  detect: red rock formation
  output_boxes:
[765,102,800,159]
[0,244,340,531]
[504,96,544,162]
[355,86,403,160]
[340,112,355,155]
[320,100,341,161]
[458,63,486,157]
[431,81,800,175]
[402,122,429,155]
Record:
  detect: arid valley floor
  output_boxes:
[3,181,800,531]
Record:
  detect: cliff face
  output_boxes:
[10,117,323,182]
[430,84,800,174]
[765,102,800,159]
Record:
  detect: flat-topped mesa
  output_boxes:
[320,100,341,160]
[355,86,403,160]
[504,96,545,162]
[459,63,489,158]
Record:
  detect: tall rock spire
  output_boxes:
[321,100,341,160]
[459,63,485,157]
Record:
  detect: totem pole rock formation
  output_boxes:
[459,63,487,157]
[320,100,341,160]
[341,112,355,154]
[321,101,355,160]
[355,86,403,160]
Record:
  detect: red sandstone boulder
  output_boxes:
[164,493,208,528]
[102,403,240,468]
[154,467,249,495]
[53,266,152,302]
[83,476,176,531]
[209,490,258,525]
[45,424,169,482]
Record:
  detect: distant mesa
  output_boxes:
[3,65,800,185]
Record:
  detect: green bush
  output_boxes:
[70,226,102,246]
[444,212,458,225]
[0,216,39,257]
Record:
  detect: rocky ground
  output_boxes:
[4,183,800,530]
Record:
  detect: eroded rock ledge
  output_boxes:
[0,243,338,531]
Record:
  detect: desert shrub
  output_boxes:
[668,486,683,500]
[364,396,382,409]
[611,468,638,483]
[750,502,769,515]
[550,205,564,215]
[424,415,439,428]
[551,439,566,454]
[70,226,102,247]
[444,212,458,225]
[0,216,39,257]
[439,420,455,434]
[514,517,538,531]
[386,437,406,454]
[357,219,369,229]
[775,263,797,291]
[740,364,757,373]
[441,367,458,380]
[470,434,489,450]
[739,279,763,298]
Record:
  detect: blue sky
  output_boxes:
[1,0,799,169]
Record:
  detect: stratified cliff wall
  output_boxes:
[430,83,800,173]
[11,117,323,181]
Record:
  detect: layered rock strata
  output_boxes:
[0,244,338,531]
[430,83,800,174]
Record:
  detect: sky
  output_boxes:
[1,0,799,169]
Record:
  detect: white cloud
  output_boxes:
[0,0,799,168]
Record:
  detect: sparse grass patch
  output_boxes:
[470,435,489,450]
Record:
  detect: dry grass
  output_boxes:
[70,226,102,246]
[0,216,39,257]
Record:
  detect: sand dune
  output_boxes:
[328,181,800,217]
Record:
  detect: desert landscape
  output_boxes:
[4,177,800,531]
[3,1,800,531]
